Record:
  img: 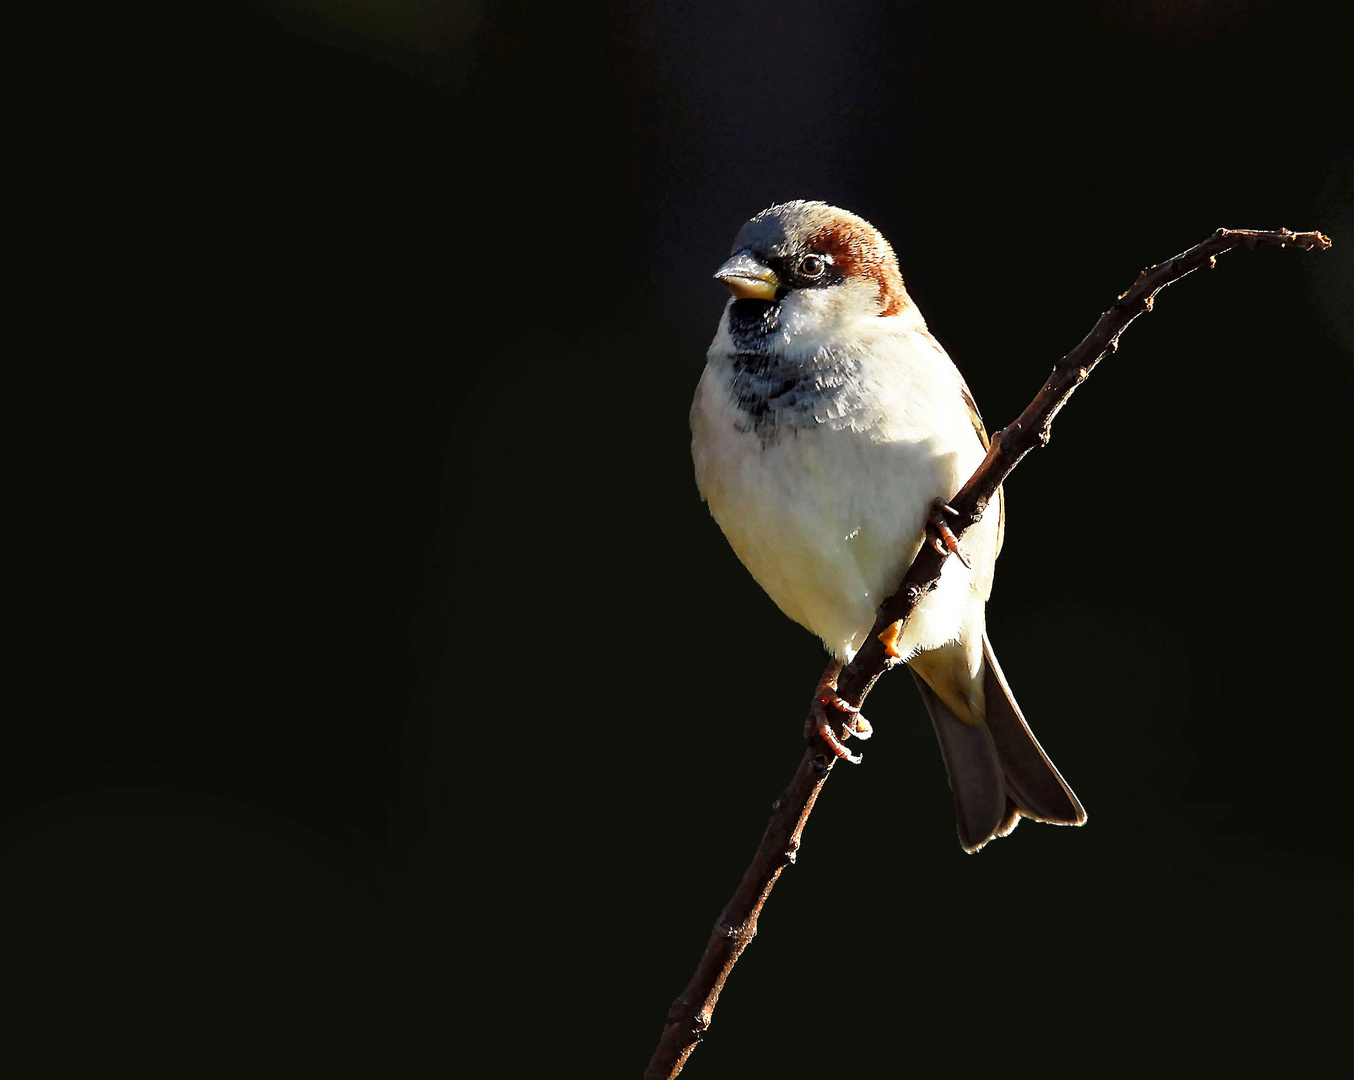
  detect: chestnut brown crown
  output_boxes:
[725,201,908,317]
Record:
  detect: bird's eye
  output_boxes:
[799,255,826,278]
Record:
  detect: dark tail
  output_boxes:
[912,632,1086,853]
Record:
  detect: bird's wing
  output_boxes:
[956,377,1004,558]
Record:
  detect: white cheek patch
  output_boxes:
[777,281,882,355]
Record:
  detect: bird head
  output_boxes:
[715,201,910,349]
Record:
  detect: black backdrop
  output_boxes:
[9,2,1352,1075]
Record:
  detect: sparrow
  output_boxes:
[690,200,1086,852]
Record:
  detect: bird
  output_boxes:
[689,200,1086,852]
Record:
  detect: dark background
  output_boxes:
[9,1,1351,1074]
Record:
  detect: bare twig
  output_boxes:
[839,227,1330,706]
[645,227,1331,1080]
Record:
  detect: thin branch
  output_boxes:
[643,748,835,1080]
[645,227,1331,1080]
[839,226,1330,706]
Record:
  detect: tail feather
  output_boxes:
[980,632,1086,827]
[912,671,1006,853]
[912,632,1085,852]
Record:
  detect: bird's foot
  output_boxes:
[806,662,869,764]
[927,500,971,569]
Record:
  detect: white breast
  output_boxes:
[690,310,994,661]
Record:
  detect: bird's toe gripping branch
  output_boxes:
[807,661,871,764]
[926,500,970,569]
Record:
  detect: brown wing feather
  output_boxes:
[958,378,1003,556]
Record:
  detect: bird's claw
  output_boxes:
[807,665,868,764]
[810,700,864,764]
[927,499,970,569]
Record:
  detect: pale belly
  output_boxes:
[694,414,982,660]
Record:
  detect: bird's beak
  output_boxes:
[714,251,780,300]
